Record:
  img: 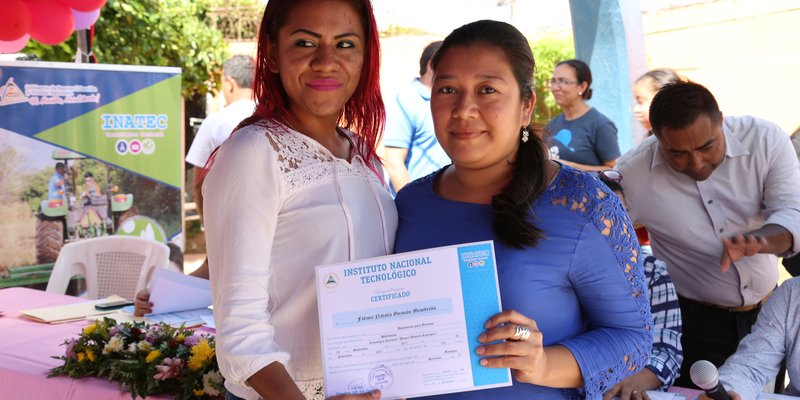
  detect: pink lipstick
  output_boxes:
[307,78,342,91]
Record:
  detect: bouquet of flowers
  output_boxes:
[49,317,225,400]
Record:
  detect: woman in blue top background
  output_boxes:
[546,59,620,172]
[394,20,653,399]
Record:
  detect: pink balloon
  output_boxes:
[0,0,31,42]
[71,8,101,30]
[27,0,75,46]
[0,34,31,54]
[62,0,106,12]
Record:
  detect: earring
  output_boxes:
[578,91,583,96]
[521,127,530,143]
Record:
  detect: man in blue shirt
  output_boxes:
[48,162,67,200]
[383,41,450,192]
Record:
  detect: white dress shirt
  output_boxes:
[203,119,398,399]
[719,277,800,399]
[185,99,256,168]
[618,115,800,307]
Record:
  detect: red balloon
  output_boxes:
[0,0,31,42]
[61,0,107,12]
[27,0,75,46]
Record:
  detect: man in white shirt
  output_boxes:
[617,80,800,389]
[186,54,256,169]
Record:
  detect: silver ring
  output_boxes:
[511,324,531,341]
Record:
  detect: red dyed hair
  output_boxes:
[250,0,384,165]
[201,0,384,186]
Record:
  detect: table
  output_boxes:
[0,287,170,400]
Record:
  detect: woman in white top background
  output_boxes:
[202,0,397,399]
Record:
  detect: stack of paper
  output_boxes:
[114,268,214,328]
[20,295,129,324]
[148,267,212,315]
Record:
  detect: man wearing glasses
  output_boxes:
[616,80,800,390]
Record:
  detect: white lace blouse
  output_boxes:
[203,119,398,400]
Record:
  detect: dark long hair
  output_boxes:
[432,20,549,248]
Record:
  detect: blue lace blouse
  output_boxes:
[395,165,653,400]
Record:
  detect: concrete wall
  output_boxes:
[642,0,800,134]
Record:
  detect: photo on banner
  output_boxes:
[0,61,182,272]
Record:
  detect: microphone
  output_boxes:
[690,360,731,400]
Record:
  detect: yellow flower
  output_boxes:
[176,334,185,343]
[187,339,214,371]
[86,349,96,362]
[145,349,161,363]
[193,388,205,397]
[82,323,98,336]
[77,352,86,362]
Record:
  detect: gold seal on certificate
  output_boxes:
[315,241,511,399]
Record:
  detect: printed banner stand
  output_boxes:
[0,61,183,272]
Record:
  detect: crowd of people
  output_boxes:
[132,0,800,399]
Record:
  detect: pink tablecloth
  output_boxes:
[0,287,710,400]
[0,287,171,400]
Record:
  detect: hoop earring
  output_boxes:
[521,127,530,143]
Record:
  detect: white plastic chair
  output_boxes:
[46,236,170,301]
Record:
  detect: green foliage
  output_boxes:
[530,34,575,125]
[118,173,181,237]
[20,167,52,213]
[0,144,23,203]
[22,0,228,99]
[208,0,263,41]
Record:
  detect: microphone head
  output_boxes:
[690,360,720,390]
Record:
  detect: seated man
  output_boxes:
[699,277,800,400]
[81,172,104,206]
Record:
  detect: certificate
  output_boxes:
[315,241,511,399]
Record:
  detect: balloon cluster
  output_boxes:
[0,0,107,54]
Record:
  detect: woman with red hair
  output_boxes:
[201,1,396,399]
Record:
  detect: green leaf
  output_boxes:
[22,0,228,99]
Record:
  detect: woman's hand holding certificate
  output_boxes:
[476,310,582,388]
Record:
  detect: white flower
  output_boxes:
[137,341,152,352]
[202,370,223,396]
[102,336,124,354]
[127,343,138,352]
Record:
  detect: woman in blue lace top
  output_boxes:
[394,20,653,400]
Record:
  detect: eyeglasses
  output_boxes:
[597,169,622,184]
[549,78,579,88]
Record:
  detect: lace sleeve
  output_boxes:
[547,168,653,399]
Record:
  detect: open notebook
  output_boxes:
[20,295,129,324]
